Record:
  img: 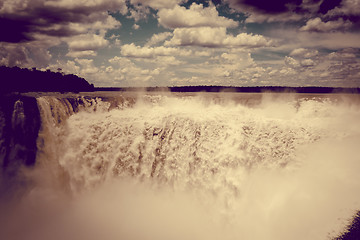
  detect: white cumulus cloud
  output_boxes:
[165,27,272,48]
[158,3,238,29]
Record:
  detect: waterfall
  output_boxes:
[1,92,360,240]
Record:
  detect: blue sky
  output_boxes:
[0,0,359,87]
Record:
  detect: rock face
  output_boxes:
[0,95,40,167]
[0,66,94,93]
[0,95,41,197]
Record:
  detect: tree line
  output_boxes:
[96,86,360,94]
[0,66,94,93]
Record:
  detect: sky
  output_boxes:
[0,0,359,87]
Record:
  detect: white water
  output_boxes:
[1,92,360,240]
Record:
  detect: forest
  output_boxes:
[0,66,94,93]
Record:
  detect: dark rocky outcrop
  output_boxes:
[0,94,41,198]
[0,95,40,167]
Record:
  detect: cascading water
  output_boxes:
[1,92,360,240]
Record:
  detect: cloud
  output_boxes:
[0,41,53,67]
[284,56,301,68]
[75,58,99,74]
[127,4,151,22]
[48,57,100,82]
[289,48,319,58]
[244,12,303,23]
[107,55,168,86]
[43,0,127,12]
[91,56,152,86]
[0,0,124,68]
[1,0,358,88]
[132,24,140,30]
[284,56,315,68]
[129,0,182,10]
[267,28,360,50]
[109,56,132,65]
[209,50,258,80]
[300,58,316,67]
[165,27,272,48]
[145,32,173,46]
[286,48,320,69]
[127,52,192,67]
[226,0,303,14]
[224,0,353,23]
[327,48,358,59]
[0,3,120,76]
[66,50,97,58]
[120,43,192,58]
[225,0,306,23]
[48,60,80,75]
[317,0,343,14]
[158,3,238,29]
[300,17,352,32]
[0,17,33,43]
[325,0,360,17]
[64,33,111,58]
[67,34,109,52]
[65,14,120,35]
[282,48,360,86]
[166,49,280,86]
[0,0,124,42]
[162,56,186,66]
[318,49,360,85]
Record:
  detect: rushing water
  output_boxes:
[1,92,360,240]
